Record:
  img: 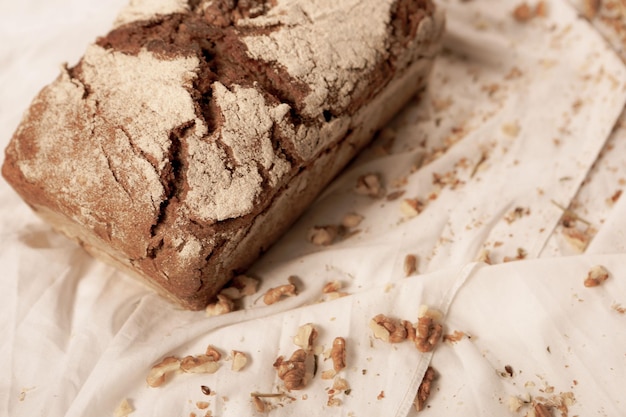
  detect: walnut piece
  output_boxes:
[415,315,443,353]
[404,254,418,277]
[369,314,407,343]
[219,275,259,300]
[330,337,346,372]
[205,345,222,362]
[584,265,610,287]
[322,280,342,294]
[533,403,552,417]
[308,225,342,246]
[414,367,436,412]
[293,323,318,352]
[274,349,314,391]
[400,198,425,218]
[263,280,298,305]
[342,212,364,229]
[180,355,220,374]
[146,356,181,388]
[355,173,385,198]
[205,294,235,317]
[114,399,134,417]
[231,350,248,372]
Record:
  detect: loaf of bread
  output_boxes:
[2,0,444,309]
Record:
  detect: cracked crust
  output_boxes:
[2,0,444,309]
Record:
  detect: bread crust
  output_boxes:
[2,0,444,309]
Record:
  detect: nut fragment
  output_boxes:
[330,337,346,372]
[534,403,552,417]
[322,280,342,294]
[180,355,220,374]
[231,351,248,372]
[252,395,266,412]
[293,323,318,351]
[205,345,222,362]
[274,349,314,391]
[146,356,181,388]
[355,173,385,198]
[584,265,610,287]
[264,281,298,305]
[414,367,436,412]
[114,399,134,417]
[513,2,533,22]
[415,313,443,353]
[342,212,364,229]
[401,198,425,218]
[219,275,259,300]
[205,294,235,317]
[404,254,418,277]
[308,225,342,246]
[370,314,407,343]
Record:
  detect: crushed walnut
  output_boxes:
[231,351,248,372]
[308,225,342,246]
[584,265,610,287]
[415,308,443,353]
[414,367,436,412]
[293,323,318,352]
[205,294,235,317]
[354,173,385,198]
[180,355,220,374]
[401,198,425,218]
[263,278,298,305]
[504,206,530,224]
[513,2,546,22]
[443,330,466,343]
[146,356,181,388]
[274,349,314,391]
[404,254,419,277]
[342,212,364,229]
[370,314,409,343]
[219,275,259,300]
[114,399,134,417]
[330,337,346,372]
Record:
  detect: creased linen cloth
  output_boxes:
[1,0,626,416]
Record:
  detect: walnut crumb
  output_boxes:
[274,349,314,391]
[205,294,235,317]
[370,314,408,343]
[443,330,466,343]
[309,225,343,246]
[342,212,364,229]
[114,399,134,417]
[293,323,318,352]
[180,355,220,374]
[414,367,436,412]
[231,351,248,371]
[584,265,610,287]
[404,254,418,277]
[219,275,259,300]
[322,280,342,294]
[355,173,385,198]
[401,198,425,218]
[415,308,443,353]
[513,2,542,22]
[196,402,210,410]
[330,337,347,372]
[146,356,181,388]
[263,279,298,305]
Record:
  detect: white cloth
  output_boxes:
[1,0,626,416]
